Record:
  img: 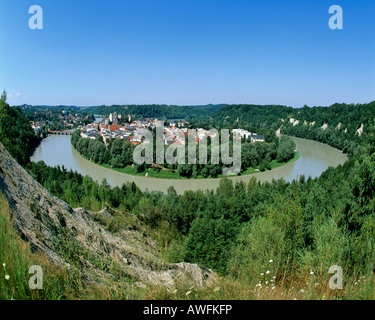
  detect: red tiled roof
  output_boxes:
[109,125,120,132]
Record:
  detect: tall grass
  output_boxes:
[1,191,374,300]
[0,192,78,299]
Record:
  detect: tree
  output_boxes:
[110,139,123,158]
[209,164,222,178]
[276,136,296,163]
[183,215,239,273]
[121,141,134,166]
[0,91,39,165]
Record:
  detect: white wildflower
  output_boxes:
[5,275,10,281]
[269,259,273,263]
[266,270,270,275]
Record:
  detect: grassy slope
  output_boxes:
[1,191,374,300]
[0,192,76,300]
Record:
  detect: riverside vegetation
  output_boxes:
[70,127,297,179]
[1,92,375,300]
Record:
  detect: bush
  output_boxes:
[228,216,285,281]
[183,216,238,273]
[299,217,351,275]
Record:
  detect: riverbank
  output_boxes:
[30,135,347,194]
[76,146,300,180]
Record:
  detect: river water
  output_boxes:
[30,135,348,194]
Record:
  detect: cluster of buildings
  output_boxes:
[79,113,155,145]
[28,107,89,135]
[232,129,265,143]
[79,113,188,146]
[79,112,265,147]
[30,120,51,134]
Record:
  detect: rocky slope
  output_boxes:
[0,142,216,288]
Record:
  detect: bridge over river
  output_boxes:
[48,131,72,135]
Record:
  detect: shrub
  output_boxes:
[228,216,285,282]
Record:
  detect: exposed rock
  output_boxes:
[276,127,282,138]
[0,142,217,288]
[288,118,300,126]
[356,123,364,137]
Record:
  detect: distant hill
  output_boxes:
[213,104,294,130]
[213,101,375,132]
[79,104,226,120]
[212,101,375,156]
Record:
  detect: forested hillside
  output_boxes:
[1,94,375,299]
[0,91,40,165]
[214,104,293,130]
[213,101,375,157]
[280,102,375,157]
[80,104,224,121]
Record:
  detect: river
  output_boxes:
[30,134,348,194]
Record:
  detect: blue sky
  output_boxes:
[0,0,374,107]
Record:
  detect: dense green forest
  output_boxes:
[214,101,375,157]
[21,105,81,121]
[80,104,225,122]
[2,94,375,297]
[214,104,293,130]
[71,129,296,178]
[214,102,375,130]
[278,102,375,157]
[0,92,40,165]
